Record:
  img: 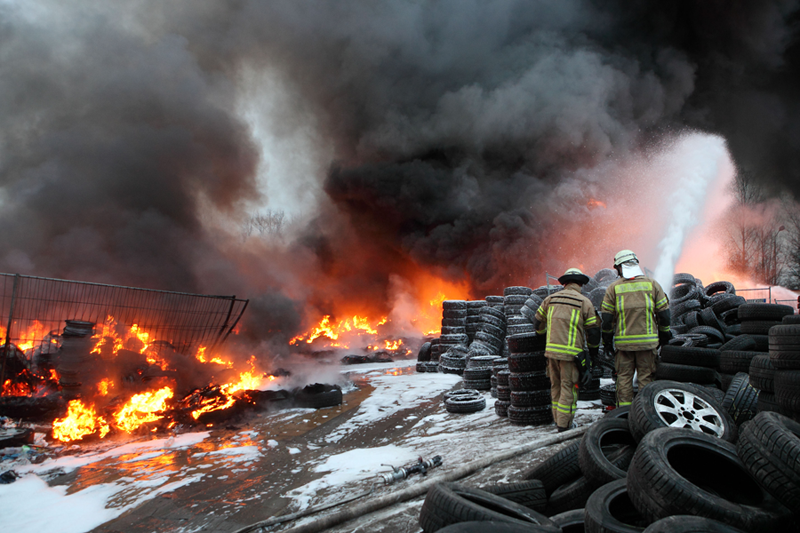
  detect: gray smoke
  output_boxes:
[1,1,799,345]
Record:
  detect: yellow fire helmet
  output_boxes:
[558,268,590,286]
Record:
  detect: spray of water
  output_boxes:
[652,133,734,291]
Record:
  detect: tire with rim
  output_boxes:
[626,428,794,533]
[578,417,637,488]
[418,482,560,533]
[736,411,800,513]
[629,380,737,443]
[584,479,651,533]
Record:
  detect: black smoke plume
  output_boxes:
[1,1,799,347]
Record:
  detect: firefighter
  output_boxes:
[532,268,600,432]
[600,250,672,408]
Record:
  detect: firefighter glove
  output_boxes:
[658,330,673,347]
[574,351,593,389]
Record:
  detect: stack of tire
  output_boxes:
[503,287,534,357]
[465,300,487,344]
[416,340,440,373]
[656,343,723,389]
[443,389,486,414]
[419,379,799,532]
[490,357,507,399]
[582,268,618,312]
[519,294,543,325]
[585,269,619,376]
[578,364,602,401]
[462,355,500,391]
[768,320,800,422]
[439,300,470,374]
[468,302,507,358]
[439,345,469,375]
[505,332,552,426]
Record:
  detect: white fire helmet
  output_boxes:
[614,249,644,279]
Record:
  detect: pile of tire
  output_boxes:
[490,357,507,399]
[467,303,507,359]
[462,355,501,391]
[504,333,552,426]
[419,379,800,532]
[599,382,637,407]
[440,345,469,375]
[416,340,440,373]
[503,287,535,357]
[767,321,800,421]
[465,300,488,345]
[582,268,618,312]
[443,388,486,414]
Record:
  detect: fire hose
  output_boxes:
[230,456,442,533]
[231,426,586,533]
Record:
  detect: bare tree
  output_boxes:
[240,209,291,242]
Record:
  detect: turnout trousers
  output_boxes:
[547,357,579,429]
[615,348,657,407]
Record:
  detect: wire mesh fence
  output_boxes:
[0,274,248,363]
[737,287,772,303]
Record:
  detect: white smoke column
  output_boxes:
[652,133,734,291]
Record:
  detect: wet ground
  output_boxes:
[2,361,603,533]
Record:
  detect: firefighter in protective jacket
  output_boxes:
[533,268,600,432]
[601,250,672,407]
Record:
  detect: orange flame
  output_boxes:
[290,315,388,347]
[114,386,173,433]
[2,379,31,396]
[587,198,606,209]
[97,378,113,396]
[190,369,264,420]
[52,400,110,442]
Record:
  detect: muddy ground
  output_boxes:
[75,365,600,533]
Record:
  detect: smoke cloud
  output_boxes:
[1,1,799,347]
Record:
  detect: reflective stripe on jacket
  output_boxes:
[534,283,600,361]
[601,276,669,351]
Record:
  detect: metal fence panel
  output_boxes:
[0,274,248,359]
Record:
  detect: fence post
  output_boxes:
[0,274,20,386]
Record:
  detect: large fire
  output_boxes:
[5,273,473,444]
